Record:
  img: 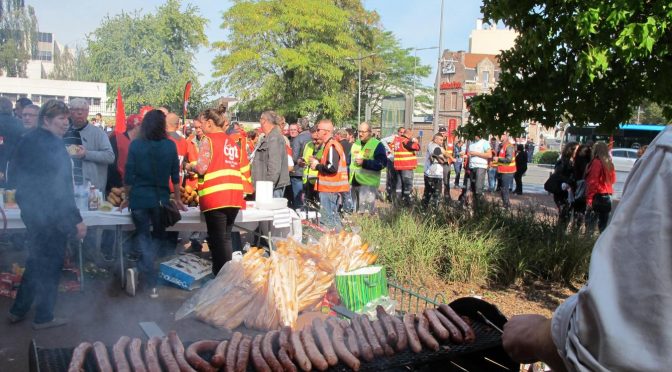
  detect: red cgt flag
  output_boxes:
[114,88,126,133]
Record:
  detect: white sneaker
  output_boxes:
[125,268,137,297]
[149,287,158,299]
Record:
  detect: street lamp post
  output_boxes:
[433,0,445,134]
[410,46,438,131]
[347,52,377,125]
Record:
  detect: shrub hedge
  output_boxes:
[532,150,559,164]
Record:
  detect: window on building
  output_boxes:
[37,32,53,43]
[93,98,101,105]
[451,92,458,111]
[482,71,490,89]
[37,51,52,61]
[442,93,449,111]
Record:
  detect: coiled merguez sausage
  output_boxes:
[67,342,92,372]
[129,338,147,372]
[211,340,228,368]
[225,332,243,372]
[326,318,361,371]
[235,336,252,372]
[416,313,440,351]
[113,336,132,372]
[375,305,398,345]
[145,336,162,372]
[402,313,422,353]
[290,327,312,372]
[262,330,284,372]
[168,331,196,372]
[185,340,218,372]
[300,325,329,371]
[159,337,180,372]
[438,304,476,343]
[250,335,271,372]
[93,341,113,372]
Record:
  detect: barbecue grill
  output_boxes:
[29,297,516,372]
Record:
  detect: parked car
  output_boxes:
[611,148,638,172]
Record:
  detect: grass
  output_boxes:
[354,198,596,287]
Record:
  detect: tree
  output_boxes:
[48,45,76,80]
[0,0,37,77]
[466,1,672,137]
[630,100,671,124]
[212,0,430,124]
[80,0,207,112]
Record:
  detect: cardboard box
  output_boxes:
[159,254,212,290]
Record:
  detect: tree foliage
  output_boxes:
[466,0,672,136]
[212,0,430,124]
[80,0,207,113]
[0,0,37,77]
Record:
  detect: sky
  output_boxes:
[31,0,483,89]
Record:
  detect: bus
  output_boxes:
[563,124,666,149]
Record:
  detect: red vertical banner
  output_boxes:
[114,88,126,133]
[182,81,192,134]
[448,118,457,143]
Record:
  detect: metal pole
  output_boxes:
[357,51,362,125]
[433,0,445,134]
[411,49,418,131]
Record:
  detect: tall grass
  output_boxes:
[355,199,596,286]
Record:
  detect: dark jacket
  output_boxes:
[124,138,180,210]
[0,113,25,187]
[515,150,528,174]
[8,127,82,235]
[251,126,290,189]
[290,130,311,177]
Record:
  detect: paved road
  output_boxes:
[382,164,627,199]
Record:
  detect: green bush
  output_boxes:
[533,150,559,164]
[355,199,595,286]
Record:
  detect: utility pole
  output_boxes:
[432,0,445,134]
[347,52,377,125]
[410,46,438,131]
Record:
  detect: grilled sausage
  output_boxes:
[262,330,283,372]
[68,342,92,372]
[185,340,218,372]
[129,338,147,372]
[434,308,464,343]
[438,304,476,343]
[372,319,395,356]
[160,337,180,372]
[145,337,162,372]
[327,318,361,371]
[358,315,384,357]
[277,347,298,372]
[425,309,450,341]
[211,340,227,368]
[250,335,271,372]
[93,341,113,372]
[391,316,408,352]
[345,326,360,358]
[225,332,243,372]
[403,313,422,353]
[300,326,329,371]
[234,336,252,372]
[279,326,293,359]
[375,306,398,345]
[350,315,374,361]
[312,318,338,366]
[290,326,312,372]
[416,313,440,351]
[168,331,196,372]
[113,336,131,372]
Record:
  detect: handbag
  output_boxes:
[574,180,586,201]
[149,144,182,228]
[544,172,562,194]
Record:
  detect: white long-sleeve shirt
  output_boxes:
[551,126,672,371]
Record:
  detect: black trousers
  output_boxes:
[204,208,239,276]
[514,171,524,194]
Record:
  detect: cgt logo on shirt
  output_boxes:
[223,140,239,162]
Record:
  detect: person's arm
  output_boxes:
[82,130,115,165]
[403,138,420,152]
[169,143,187,210]
[502,315,567,372]
[193,136,212,175]
[362,143,387,171]
[267,134,284,183]
[585,160,601,207]
[315,145,339,175]
[502,145,515,164]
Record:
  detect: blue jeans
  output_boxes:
[487,168,497,192]
[10,223,68,324]
[273,187,285,198]
[131,207,167,288]
[319,192,342,231]
[352,185,377,213]
[500,173,514,207]
[289,176,304,209]
[453,161,463,186]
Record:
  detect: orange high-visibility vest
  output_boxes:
[316,139,350,193]
[443,141,455,164]
[497,143,517,174]
[393,136,418,170]
[197,132,246,212]
[229,131,253,195]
